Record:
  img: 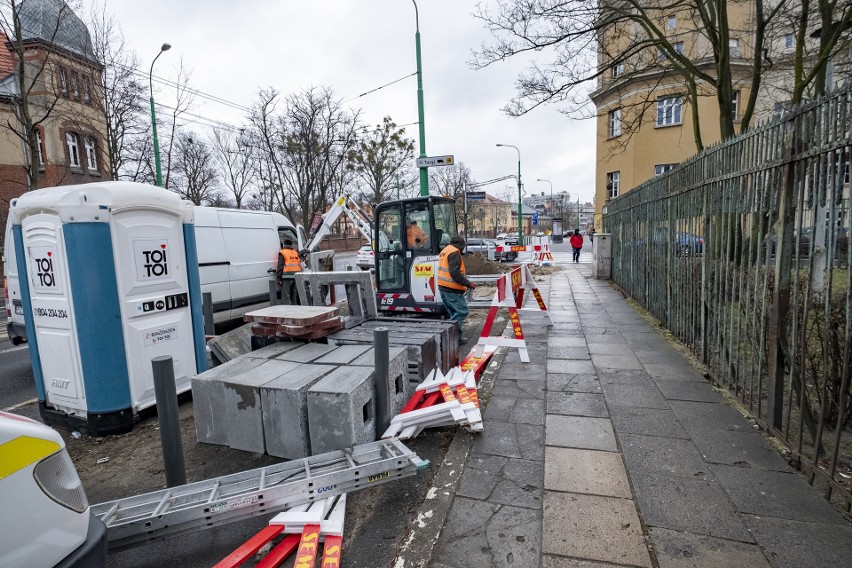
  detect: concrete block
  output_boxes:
[348,346,411,415]
[366,319,458,368]
[261,364,338,459]
[191,357,267,446]
[313,344,372,365]
[224,359,301,453]
[308,366,376,454]
[276,343,338,363]
[242,340,305,360]
[207,323,253,363]
[327,329,437,381]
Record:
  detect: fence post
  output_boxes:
[374,328,391,436]
[152,356,187,487]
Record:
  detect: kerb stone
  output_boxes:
[349,346,411,415]
[308,366,376,454]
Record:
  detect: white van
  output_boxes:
[3,202,307,343]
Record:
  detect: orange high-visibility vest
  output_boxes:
[279,248,302,273]
[438,245,466,292]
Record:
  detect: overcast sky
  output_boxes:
[99,0,596,203]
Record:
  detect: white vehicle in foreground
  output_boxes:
[0,411,107,567]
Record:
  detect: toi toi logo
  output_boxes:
[35,253,55,287]
[142,244,168,278]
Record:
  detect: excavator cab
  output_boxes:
[374,196,457,313]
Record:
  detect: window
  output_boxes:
[607,171,620,199]
[608,108,622,137]
[82,75,91,102]
[34,129,44,167]
[731,90,740,121]
[656,96,683,126]
[655,164,677,176]
[674,42,684,55]
[70,72,79,99]
[785,34,794,49]
[612,62,625,78]
[58,67,68,95]
[66,132,80,168]
[729,38,740,57]
[773,101,790,118]
[667,15,676,30]
[85,137,98,172]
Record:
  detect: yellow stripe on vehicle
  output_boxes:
[0,436,61,479]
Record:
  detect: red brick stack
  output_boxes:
[244,306,343,340]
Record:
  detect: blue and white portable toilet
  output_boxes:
[10,182,206,434]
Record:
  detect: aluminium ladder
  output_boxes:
[91,438,427,552]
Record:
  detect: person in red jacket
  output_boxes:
[569,229,584,263]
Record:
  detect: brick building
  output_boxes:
[0,0,108,278]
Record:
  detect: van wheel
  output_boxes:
[11,336,25,346]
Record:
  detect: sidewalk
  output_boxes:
[422,261,852,568]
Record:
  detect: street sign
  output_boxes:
[466,191,486,201]
[416,155,454,168]
[532,212,539,225]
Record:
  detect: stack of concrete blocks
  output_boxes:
[306,366,376,455]
[358,319,459,369]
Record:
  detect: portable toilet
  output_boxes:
[9,181,207,434]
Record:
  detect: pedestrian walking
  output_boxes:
[276,239,303,304]
[569,229,584,263]
[438,235,477,345]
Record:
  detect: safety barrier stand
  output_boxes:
[494,243,553,265]
[472,263,551,363]
[215,495,346,568]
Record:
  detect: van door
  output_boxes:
[3,207,26,343]
[219,210,279,319]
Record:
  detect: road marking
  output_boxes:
[3,397,38,412]
[0,345,28,355]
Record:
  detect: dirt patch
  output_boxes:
[464,254,512,275]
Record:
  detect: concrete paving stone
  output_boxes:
[500,362,547,380]
[631,472,754,542]
[510,398,546,426]
[710,464,848,525]
[609,406,690,439]
[597,368,655,384]
[547,392,609,418]
[457,453,507,500]
[619,433,711,479]
[619,325,659,334]
[312,344,372,365]
[544,447,632,498]
[744,514,852,568]
[547,374,602,394]
[649,527,772,568]
[542,556,635,568]
[689,429,791,471]
[472,421,522,459]
[542,491,652,567]
[505,349,547,365]
[545,415,618,452]
[653,379,723,403]
[435,498,541,568]
[517,423,546,461]
[644,363,707,382]
[549,328,587,337]
[632,349,687,365]
[623,336,675,352]
[582,327,624,336]
[601,383,669,409]
[483,397,516,422]
[547,359,596,374]
[493,379,546,400]
[277,342,337,363]
[547,336,588,348]
[587,341,631,354]
[592,354,644,371]
[241,341,304,359]
[489,458,544,509]
[548,346,591,360]
[669,401,753,433]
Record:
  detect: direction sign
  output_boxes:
[466,191,486,201]
[416,155,454,168]
[532,212,539,225]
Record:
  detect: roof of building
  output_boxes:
[18,0,95,62]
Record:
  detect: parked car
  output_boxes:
[676,233,704,256]
[465,238,496,257]
[496,233,519,246]
[356,244,375,269]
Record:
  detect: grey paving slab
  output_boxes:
[601,383,669,409]
[542,556,631,568]
[633,349,689,365]
[547,359,596,374]
[548,346,591,360]
[545,415,618,452]
[472,421,522,459]
[710,464,848,525]
[542,491,652,567]
[435,497,541,568]
[654,379,724,402]
[592,354,644,370]
[619,433,710,479]
[585,340,629,353]
[597,369,657,385]
[649,527,772,568]
[482,397,516,422]
[547,336,588,348]
[644,363,707,382]
[457,453,507,500]
[488,458,544,509]
[609,406,690,439]
[547,374,603,394]
[510,398,546,426]
[544,447,632,498]
[689,429,791,471]
[631,472,754,542]
[669,401,753,433]
[517,423,546,461]
[745,515,852,568]
[493,379,546,400]
[500,362,547,380]
[546,392,609,418]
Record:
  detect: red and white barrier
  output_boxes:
[494,243,554,264]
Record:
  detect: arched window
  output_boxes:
[66,132,80,168]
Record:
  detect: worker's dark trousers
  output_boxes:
[280,277,298,305]
[440,288,469,340]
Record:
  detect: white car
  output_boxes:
[356,244,375,270]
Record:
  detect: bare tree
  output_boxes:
[159,59,195,190]
[346,116,414,206]
[171,132,218,205]
[429,161,474,200]
[210,127,255,208]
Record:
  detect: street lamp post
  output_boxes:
[412,1,428,196]
[496,144,522,245]
[149,43,171,187]
[536,178,552,234]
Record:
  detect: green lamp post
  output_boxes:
[497,144,522,245]
[149,43,171,187]
[412,0,428,196]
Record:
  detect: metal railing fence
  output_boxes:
[603,83,852,513]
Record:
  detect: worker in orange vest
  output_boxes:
[407,219,428,249]
[438,235,477,345]
[277,239,303,304]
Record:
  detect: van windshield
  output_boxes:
[278,227,297,248]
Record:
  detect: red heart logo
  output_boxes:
[47,252,52,257]
[160,244,166,249]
